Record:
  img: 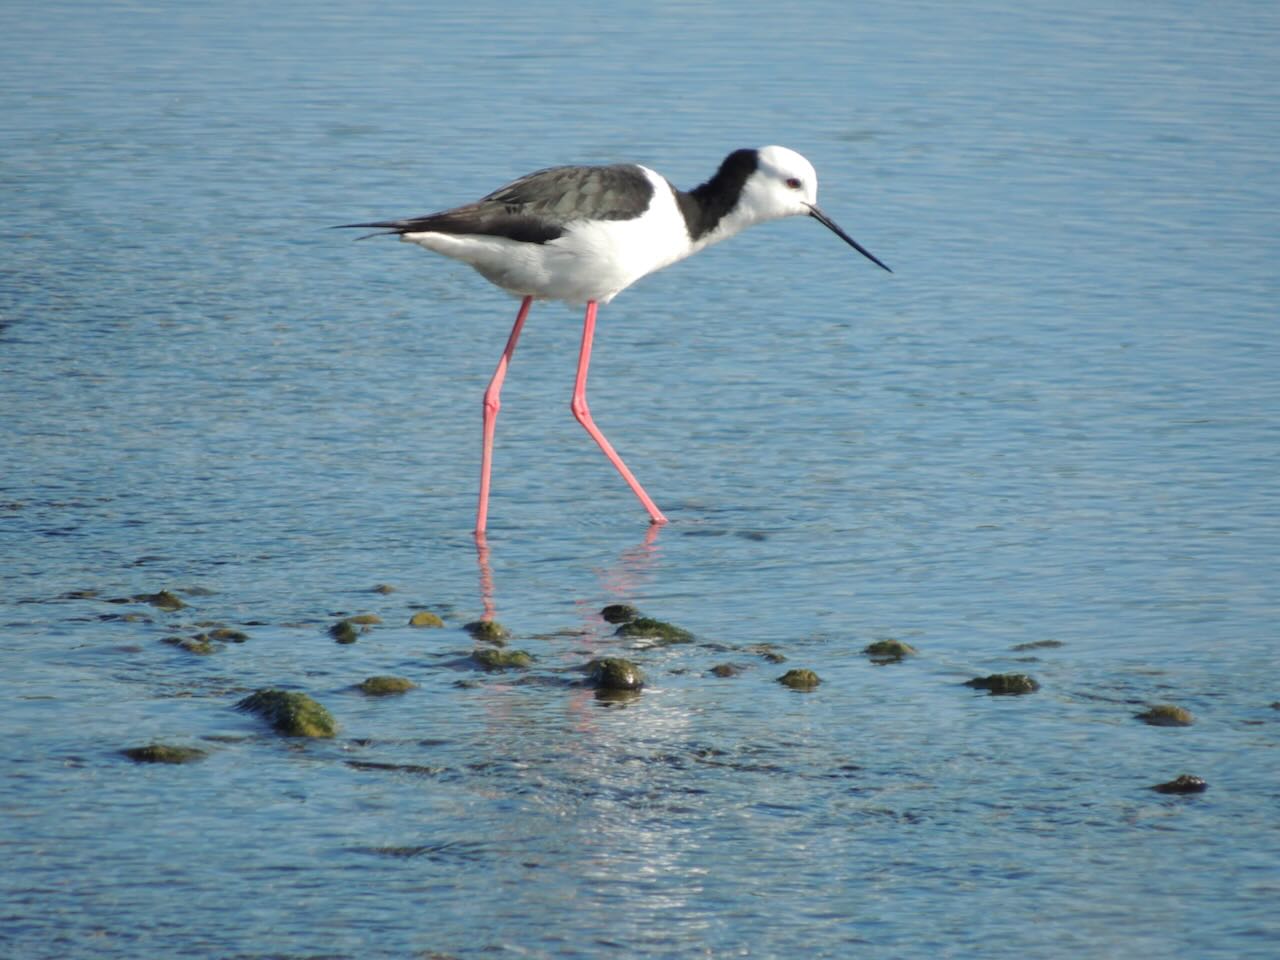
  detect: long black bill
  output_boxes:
[807,204,892,273]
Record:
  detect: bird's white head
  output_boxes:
[742,145,820,222]
[745,144,892,273]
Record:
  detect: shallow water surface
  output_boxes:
[2,1,1279,957]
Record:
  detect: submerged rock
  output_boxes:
[345,759,444,776]
[208,627,248,643]
[372,583,396,594]
[329,619,359,644]
[1136,704,1195,727]
[1011,640,1065,651]
[470,648,533,671]
[357,676,417,696]
[236,689,337,738]
[600,603,640,625]
[121,744,207,764]
[1151,774,1208,795]
[777,669,821,690]
[465,620,511,644]
[744,643,787,664]
[585,657,645,691]
[347,613,382,626]
[409,610,445,628]
[162,635,218,656]
[614,617,693,644]
[965,673,1040,695]
[710,663,742,678]
[135,590,186,611]
[863,639,917,662]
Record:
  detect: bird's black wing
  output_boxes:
[336,164,656,244]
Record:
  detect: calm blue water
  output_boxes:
[3,1,1278,957]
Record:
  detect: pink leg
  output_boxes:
[476,295,533,534]
[571,300,669,525]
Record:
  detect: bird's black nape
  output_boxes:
[675,148,760,242]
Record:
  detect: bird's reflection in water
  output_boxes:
[473,523,662,626]
[473,532,499,623]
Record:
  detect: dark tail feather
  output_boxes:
[331,221,407,241]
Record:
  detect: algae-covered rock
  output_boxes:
[470,648,533,671]
[465,619,511,644]
[1151,774,1207,795]
[600,603,640,625]
[121,744,207,764]
[372,583,396,594]
[965,673,1040,695]
[208,627,249,643]
[357,676,417,696]
[585,657,645,691]
[710,663,742,678]
[329,619,359,644]
[777,669,821,690]
[135,590,185,611]
[864,639,917,662]
[236,689,337,738]
[409,611,445,628]
[1136,704,1194,727]
[614,617,693,644]
[347,613,382,626]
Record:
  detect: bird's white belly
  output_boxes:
[401,168,693,304]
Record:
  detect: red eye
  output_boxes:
[785,177,802,189]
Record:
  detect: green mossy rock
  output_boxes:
[1136,704,1194,727]
[208,627,249,642]
[347,613,382,626]
[357,676,417,696]
[777,668,821,690]
[121,744,207,764]
[614,617,693,644]
[409,611,445,628]
[236,689,337,738]
[585,657,645,691]
[471,648,533,671]
[965,673,1040,695]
